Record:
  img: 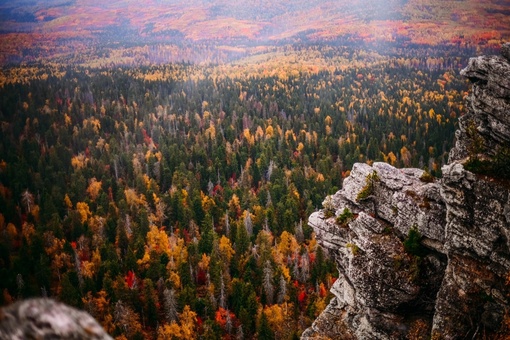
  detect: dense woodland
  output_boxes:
[0,44,471,339]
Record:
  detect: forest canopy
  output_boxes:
[0,43,475,338]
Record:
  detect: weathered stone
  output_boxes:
[0,298,112,340]
[441,162,510,259]
[305,46,510,339]
[502,43,510,61]
[431,254,507,338]
[307,161,447,338]
[450,50,510,163]
[301,297,355,340]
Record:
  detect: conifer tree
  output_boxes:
[257,312,274,340]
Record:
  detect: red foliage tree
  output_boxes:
[126,270,137,289]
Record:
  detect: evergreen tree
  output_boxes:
[257,312,274,340]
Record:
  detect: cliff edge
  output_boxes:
[303,44,510,339]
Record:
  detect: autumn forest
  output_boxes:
[0,40,483,339]
[2,0,510,337]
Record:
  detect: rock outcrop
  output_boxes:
[0,298,112,340]
[450,46,510,162]
[303,44,510,339]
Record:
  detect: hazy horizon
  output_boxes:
[1,0,508,65]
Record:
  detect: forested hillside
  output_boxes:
[0,44,471,338]
[1,0,508,65]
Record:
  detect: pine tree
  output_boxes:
[143,278,158,328]
[235,222,250,256]
[257,312,274,340]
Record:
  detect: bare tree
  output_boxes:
[277,274,287,304]
[244,211,253,237]
[21,189,34,213]
[295,219,304,243]
[263,260,274,305]
[163,288,178,322]
[236,324,244,340]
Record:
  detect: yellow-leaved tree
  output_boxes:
[86,178,102,201]
[277,231,299,258]
[157,322,182,339]
[76,202,91,224]
[64,194,73,211]
[179,305,197,339]
[138,225,171,268]
[82,290,114,334]
[218,235,235,266]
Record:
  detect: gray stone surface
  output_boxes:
[450,48,510,162]
[304,46,510,339]
[502,43,510,61]
[0,298,112,340]
[305,161,447,339]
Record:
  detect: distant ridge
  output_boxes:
[1,0,509,64]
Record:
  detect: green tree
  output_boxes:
[257,312,274,339]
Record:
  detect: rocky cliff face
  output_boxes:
[303,44,510,339]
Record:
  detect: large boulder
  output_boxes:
[0,298,112,340]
